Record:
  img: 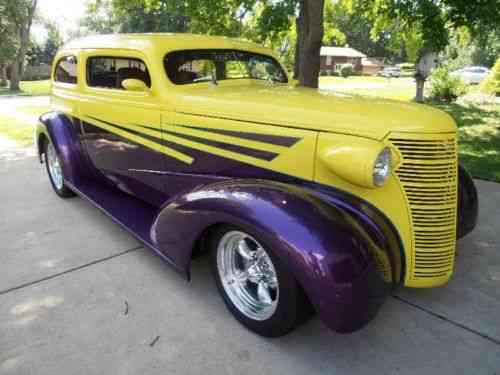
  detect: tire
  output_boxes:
[210,224,309,337]
[43,139,76,198]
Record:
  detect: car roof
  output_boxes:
[60,33,275,58]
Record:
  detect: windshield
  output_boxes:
[164,49,288,85]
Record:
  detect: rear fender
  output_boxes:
[37,111,91,185]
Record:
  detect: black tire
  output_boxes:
[210,224,309,337]
[43,139,76,198]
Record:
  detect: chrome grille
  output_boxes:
[390,135,458,280]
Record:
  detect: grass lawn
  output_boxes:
[0,80,51,96]
[0,103,49,147]
[320,76,415,101]
[0,115,34,147]
[433,102,500,182]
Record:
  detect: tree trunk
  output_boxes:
[293,14,303,79]
[9,62,20,91]
[415,78,425,103]
[0,64,7,87]
[296,0,324,88]
[9,0,38,92]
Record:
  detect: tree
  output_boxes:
[0,1,18,86]
[324,0,399,61]
[359,0,500,102]
[1,0,38,91]
[82,0,328,88]
[481,58,500,96]
[42,20,63,65]
[296,1,325,87]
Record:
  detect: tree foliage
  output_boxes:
[0,0,38,90]
[481,58,500,96]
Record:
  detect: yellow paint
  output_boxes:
[50,33,460,288]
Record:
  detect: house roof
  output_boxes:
[320,46,367,58]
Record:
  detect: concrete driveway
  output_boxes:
[1,152,499,374]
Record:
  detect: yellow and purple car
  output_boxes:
[36,34,478,337]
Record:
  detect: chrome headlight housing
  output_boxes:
[373,147,392,187]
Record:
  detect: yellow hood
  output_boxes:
[173,83,457,140]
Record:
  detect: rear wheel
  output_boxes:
[210,224,308,337]
[44,140,75,198]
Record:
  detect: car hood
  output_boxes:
[173,83,457,140]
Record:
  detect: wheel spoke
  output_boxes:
[234,270,249,283]
[257,281,273,305]
[237,239,255,261]
[266,275,278,289]
[255,247,266,261]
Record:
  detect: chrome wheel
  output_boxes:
[217,231,279,321]
[46,142,63,190]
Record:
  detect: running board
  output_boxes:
[66,179,181,273]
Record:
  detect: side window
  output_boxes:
[54,55,78,84]
[87,56,151,90]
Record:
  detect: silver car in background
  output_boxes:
[451,66,490,84]
[378,66,402,78]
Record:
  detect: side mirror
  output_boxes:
[122,78,149,92]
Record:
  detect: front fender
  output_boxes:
[152,179,400,332]
[37,111,91,185]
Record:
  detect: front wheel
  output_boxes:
[44,140,75,198]
[210,225,309,337]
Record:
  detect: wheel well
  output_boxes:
[189,221,314,313]
[191,223,224,260]
[37,133,48,163]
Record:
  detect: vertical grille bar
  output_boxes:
[389,134,458,280]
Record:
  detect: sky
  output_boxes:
[32,0,87,42]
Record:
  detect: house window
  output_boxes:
[326,56,332,66]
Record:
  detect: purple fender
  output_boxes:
[152,179,402,333]
[36,112,93,185]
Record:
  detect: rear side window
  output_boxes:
[87,56,151,89]
[54,55,78,84]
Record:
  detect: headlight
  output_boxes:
[373,147,392,187]
[317,133,393,189]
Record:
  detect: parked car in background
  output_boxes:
[378,66,402,78]
[36,34,478,338]
[451,66,490,84]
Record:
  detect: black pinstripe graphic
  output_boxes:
[174,124,301,147]
[85,116,280,161]
[163,129,279,161]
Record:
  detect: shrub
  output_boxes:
[340,64,353,78]
[428,66,467,102]
[481,58,500,96]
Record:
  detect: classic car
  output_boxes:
[36,33,478,337]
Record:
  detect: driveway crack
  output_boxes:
[392,295,500,346]
[0,245,144,297]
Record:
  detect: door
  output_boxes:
[79,52,167,206]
